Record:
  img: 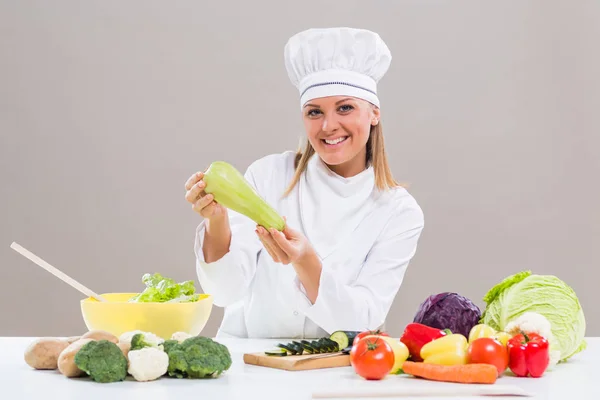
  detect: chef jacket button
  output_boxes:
[293,310,299,316]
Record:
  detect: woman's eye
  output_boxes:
[307,109,322,117]
[338,105,354,112]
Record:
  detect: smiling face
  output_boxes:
[302,96,380,177]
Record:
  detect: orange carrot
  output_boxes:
[402,361,498,384]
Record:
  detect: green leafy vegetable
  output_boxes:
[129,273,200,303]
[73,340,128,383]
[480,270,587,363]
[164,336,232,379]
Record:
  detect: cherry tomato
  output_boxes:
[467,337,509,376]
[350,336,395,380]
[353,329,390,346]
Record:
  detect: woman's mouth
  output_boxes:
[322,136,348,147]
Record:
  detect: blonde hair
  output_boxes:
[283,122,401,197]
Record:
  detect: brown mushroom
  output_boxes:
[57,338,94,377]
[81,330,118,343]
[24,338,70,370]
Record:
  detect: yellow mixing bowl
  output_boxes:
[80,293,213,340]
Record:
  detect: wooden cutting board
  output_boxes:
[243,351,351,371]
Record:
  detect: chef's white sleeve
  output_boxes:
[194,168,262,308]
[295,203,425,334]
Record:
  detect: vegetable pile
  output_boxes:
[128,272,201,303]
[338,270,587,384]
[24,329,232,383]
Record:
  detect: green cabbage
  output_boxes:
[480,270,586,363]
[129,273,200,303]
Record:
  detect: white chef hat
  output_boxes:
[284,27,392,109]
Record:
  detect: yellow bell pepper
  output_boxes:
[468,323,510,347]
[420,333,468,366]
[468,324,497,342]
[493,331,511,346]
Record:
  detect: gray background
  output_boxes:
[1,0,598,338]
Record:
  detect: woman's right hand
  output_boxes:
[184,171,227,220]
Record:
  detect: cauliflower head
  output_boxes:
[127,347,169,382]
[130,332,165,351]
[505,312,552,338]
[165,336,232,379]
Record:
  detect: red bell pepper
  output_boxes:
[400,323,451,362]
[507,332,550,378]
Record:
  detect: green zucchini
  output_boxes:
[203,161,285,231]
[330,330,361,350]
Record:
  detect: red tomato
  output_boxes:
[350,336,395,380]
[353,329,390,346]
[467,337,509,376]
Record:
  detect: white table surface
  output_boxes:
[1,336,597,400]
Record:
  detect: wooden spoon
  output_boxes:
[10,241,108,302]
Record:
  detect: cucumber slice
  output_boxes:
[291,341,305,355]
[300,340,316,354]
[330,330,360,350]
[265,348,288,356]
[311,340,324,353]
[317,337,334,352]
[325,338,340,352]
[277,343,297,355]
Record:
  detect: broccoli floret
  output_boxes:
[73,340,128,383]
[130,333,163,351]
[164,336,232,379]
[162,339,179,354]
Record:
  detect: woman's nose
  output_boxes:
[322,114,340,132]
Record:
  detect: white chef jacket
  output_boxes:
[194,150,424,339]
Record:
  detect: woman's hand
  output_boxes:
[255,220,311,265]
[257,219,323,303]
[184,171,227,220]
[185,170,231,263]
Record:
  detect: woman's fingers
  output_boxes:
[185,180,206,204]
[270,228,298,259]
[256,230,279,263]
[185,171,204,191]
[192,193,215,214]
[257,227,290,264]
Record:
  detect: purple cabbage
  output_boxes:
[413,292,482,338]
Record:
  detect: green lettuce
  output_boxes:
[129,273,200,303]
[480,270,587,362]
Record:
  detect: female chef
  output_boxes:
[184,27,425,339]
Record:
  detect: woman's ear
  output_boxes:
[371,106,381,126]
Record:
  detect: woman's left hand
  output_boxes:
[255,219,311,265]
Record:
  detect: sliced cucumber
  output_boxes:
[330,330,360,350]
[268,336,347,357]
[300,340,316,354]
[277,343,297,355]
[265,348,288,356]
[291,341,305,355]
[310,340,324,353]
